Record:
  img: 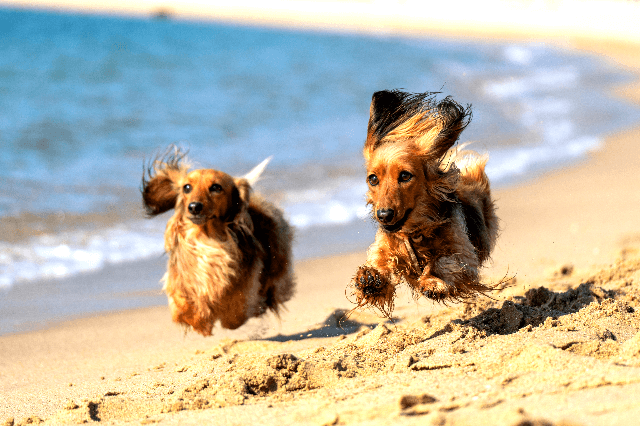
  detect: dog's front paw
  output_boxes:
[354,266,387,297]
[351,265,396,317]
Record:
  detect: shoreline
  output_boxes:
[2,2,640,425]
[0,218,379,337]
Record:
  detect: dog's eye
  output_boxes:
[209,183,223,193]
[183,184,192,194]
[399,171,413,183]
[368,174,379,186]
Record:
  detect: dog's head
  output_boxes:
[176,169,246,225]
[363,90,471,233]
[141,147,250,227]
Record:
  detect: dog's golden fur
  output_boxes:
[142,147,295,335]
[352,90,499,316]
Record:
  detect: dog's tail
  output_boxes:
[458,154,490,190]
[443,143,490,190]
[244,156,272,186]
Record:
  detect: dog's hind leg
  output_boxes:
[218,284,255,330]
[418,203,488,300]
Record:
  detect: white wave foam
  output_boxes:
[0,219,166,289]
[504,45,534,65]
[0,133,605,290]
[485,68,578,98]
[282,178,369,229]
[520,97,573,129]
[486,136,601,182]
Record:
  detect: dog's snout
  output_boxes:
[376,208,395,223]
[188,202,204,215]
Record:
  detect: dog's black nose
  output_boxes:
[188,202,203,215]
[376,208,395,223]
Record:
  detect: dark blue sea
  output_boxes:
[1,7,638,334]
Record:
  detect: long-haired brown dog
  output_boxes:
[142,147,295,335]
[352,90,499,317]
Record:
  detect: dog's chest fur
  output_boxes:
[164,217,257,301]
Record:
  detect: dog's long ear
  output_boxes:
[141,147,189,216]
[366,90,405,146]
[226,158,269,223]
[364,90,441,159]
[422,97,472,160]
[366,91,471,161]
[227,178,252,223]
[365,90,415,157]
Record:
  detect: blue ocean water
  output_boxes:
[0,8,639,332]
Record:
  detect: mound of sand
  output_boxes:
[12,256,639,426]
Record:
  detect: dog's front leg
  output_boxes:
[352,232,399,315]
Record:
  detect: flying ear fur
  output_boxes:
[365,90,434,158]
[425,97,472,159]
[366,90,406,146]
[364,90,471,161]
[141,146,189,216]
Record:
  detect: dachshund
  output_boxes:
[142,147,295,335]
[352,90,499,317]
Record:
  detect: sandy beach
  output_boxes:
[2,1,640,425]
